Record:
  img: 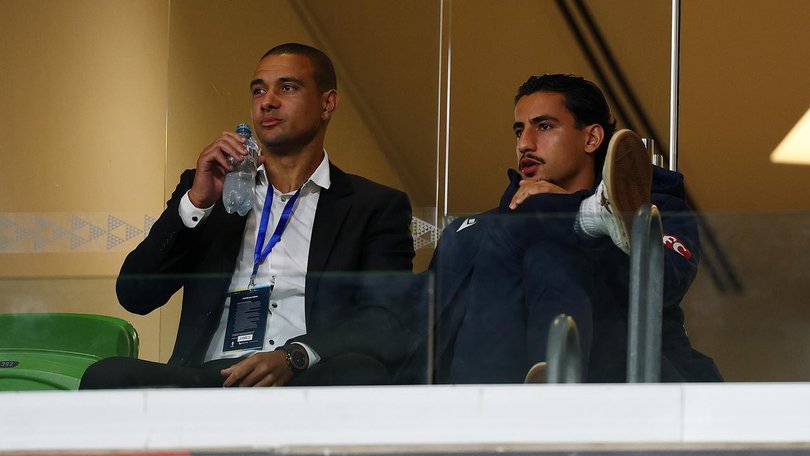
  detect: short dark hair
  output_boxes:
[262,43,337,92]
[515,74,616,177]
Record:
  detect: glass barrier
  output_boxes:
[679,212,810,382]
[0,271,433,390]
[2,209,810,390]
[433,210,810,383]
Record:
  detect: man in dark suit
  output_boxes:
[431,74,721,383]
[81,43,414,389]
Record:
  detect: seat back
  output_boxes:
[0,313,138,358]
[0,313,139,391]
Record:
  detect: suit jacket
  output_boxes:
[116,162,415,367]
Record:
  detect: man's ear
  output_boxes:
[321,90,339,120]
[584,124,604,154]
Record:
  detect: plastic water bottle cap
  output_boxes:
[236,123,252,138]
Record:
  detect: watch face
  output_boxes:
[292,350,306,369]
[289,348,307,370]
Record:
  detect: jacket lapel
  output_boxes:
[306,163,353,318]
[308,163,353,272]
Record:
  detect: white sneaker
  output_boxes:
[580,129,652,253]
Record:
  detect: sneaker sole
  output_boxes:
[603,129,653,240]
[524,361,547,383]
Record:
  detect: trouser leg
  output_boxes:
[448,197,596,383]
[521,240,594,375]
[79,354,388,389]
[79,357,238,389]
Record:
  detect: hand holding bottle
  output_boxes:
[222,124,260,215]
[188,124,262,212]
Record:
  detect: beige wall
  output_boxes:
[0,0,170,361]
[445,0,810,214]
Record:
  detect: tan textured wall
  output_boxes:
[0,0,170,361]
[675,0,810,382]
[679,0,810,212]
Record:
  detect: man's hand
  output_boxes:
[221,351,293,387]
[508,179,570,210]
[187,132,266,208]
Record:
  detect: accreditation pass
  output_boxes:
[223,286,270,351]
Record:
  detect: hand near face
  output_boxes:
[187,132,267,208]
[508,179,571,210]
[220,350,293,387]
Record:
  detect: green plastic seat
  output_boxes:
[0,313,139,391]
[0,350,98,390]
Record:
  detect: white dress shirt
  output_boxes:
[178,153,331,366]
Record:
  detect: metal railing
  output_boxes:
[545,314,583,383]
[534,205,666,384]
[627,204,665,383]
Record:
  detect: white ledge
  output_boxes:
[2,383,810,452]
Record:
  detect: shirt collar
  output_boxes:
[308,150,331,190]
[256,150,332,192]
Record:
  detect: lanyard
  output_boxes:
[249,182,302,289]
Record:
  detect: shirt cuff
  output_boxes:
[179,191,214,228]
[291,342,321,368]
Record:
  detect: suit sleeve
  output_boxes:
[584,193,700,310]
[656,194,701,308]
[115,169,203,315]
[293,188,416,366]
[356,188,415,271]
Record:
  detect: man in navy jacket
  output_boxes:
[431,74,721,383]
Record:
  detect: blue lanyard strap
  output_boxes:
[249,182,302,288]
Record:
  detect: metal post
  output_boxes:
[546,314,583,383]
[627,205,664,383]
[643,138,663,168]
[668,0,681,172]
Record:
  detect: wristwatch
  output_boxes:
[281,344,309,373]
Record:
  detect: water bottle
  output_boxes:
[222,123,260,216]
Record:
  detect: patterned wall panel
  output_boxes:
[0,213,438,253]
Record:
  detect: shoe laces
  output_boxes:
[599,188,614,214]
